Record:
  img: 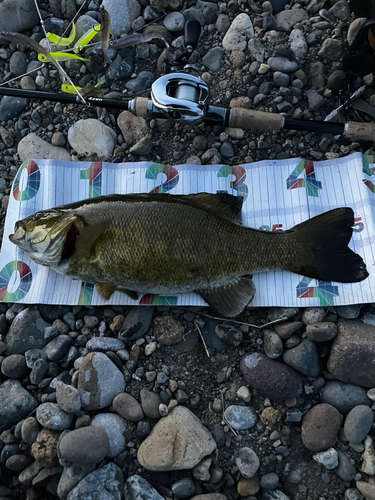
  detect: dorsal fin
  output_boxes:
[179,193,243,222]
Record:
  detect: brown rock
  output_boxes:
[154,315,184,346]
[301,403,342,452]
[327,320,375,388]
[260,407,282,426]
[117,111,149,146]
[31,429,60,467]
[113,393,144,421]
[274,321,303,339]
[58,427,110,465]
[237,476,260,496]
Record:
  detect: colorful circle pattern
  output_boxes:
[0,261,32,302]
[13,160,41,201]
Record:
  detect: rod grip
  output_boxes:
[228,108,284,131]
[132,97,149,118]
[344,122,375,142]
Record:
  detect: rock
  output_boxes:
[124,475,164,500]
[306,322,337,342]
[125,71,154,93]
[289,29,308,59]
[77,352,125,410]
[224,405,257,430]
[202,47,224,71]
[268,308,299,322]
[216,14,231,33]
[327,320,375,388]
[44,335,74,362]
[313,448,338,470]
[0,0,38,32]
[193,457,212,481]
[59,426,110,465]
[164,12,185,31]
[140,388,163,419]
[215,324,243,346]
[129,136,153,155]
[137,405,216,471]
[5,308,50,355]
[263,490,290,500]
[348,18,367,46]
[273,71,290,88]
[0,380,37,431]
[261,473,279,490]
[248,38,265,62]
[301,307,325,325]
[6,454,29,471]
[318,38,342,60]
[327,70,347,93]
[9,51,28,77]
[357,481,375,500]
[172,478,196,498]
[282,339,321,377]
[237,476,260,496]
[274,9,309,31]
[267,57,298,73]
[102,0,141,36]
[301,404,342,452]
[153,315,184,345]
[329,0,350,21]
[117,111,149,146]
[260,407,282,426]
[344,405,374,445]
[362,436,375,475]
[274,321,302,339]
[86,337,125,353]
[240,352,302,401]
[336,305,362,319]
[57,463,95,500]
[263,329,283,358]
[91,413,126,457]
[118,306,154,341]
[18,133,70,162]
[56,382,81,414]
[67,119,117,158]
[67,462,123,500]
[222,14,254,51]
[237,386,251,403]
[113,393,144,421]
[31,428,60,468]
[321,382,371,415]
[236,447,260,478]
[25,349,47,368]
[21,417,39,444]
[334,450,356,481]
[1,354,28,378]
[36,403,73,431]
[306,89,325,111]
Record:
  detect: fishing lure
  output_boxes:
[47,23,76,46]
[38,52,88,63]
[73,25,101,53]
[109,32,169,50]
[100,6,111,60]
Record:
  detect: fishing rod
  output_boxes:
[0,20,374,143]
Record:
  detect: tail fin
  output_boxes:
[288,208,368,283]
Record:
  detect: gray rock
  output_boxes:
[220,142,234,158]
[68,119,117,158]
[236,447,260,478]
[334,450,356,481]
[240,352,302,401]
[30,358,49,385]
[275,9,309,31]
[318,38,342,60]
[78,352,125,410]
[56,382,81,414]
[274,321,302,339]
[124,475,164,500]
[289,29,308,59]
[248,38,265,62]
[328,0,350,21]
[313,448,338,470]
[9,52,28,77]
[5,308,50,355]
[192,457,212,481]
[321,382,371,415]
[0,0,39,32]
[172,478,196,498]
[125,71,154,93]
[59,426,110,465]
[57,463,95,500]
[301,307,325,325]
[202,47,224,72]
[223,405,257,430]
[263,329,283,358]
[335,304,361,319]
[86,337,125,352]
[273,71,290,87]
[75,15,100,40]
[154,315,184,346]
[67,462,123,500]
[44,335,74,362]
[36,403,74,431]
[263,490,290,500]
[215,324,243,346]
[283,339,321,377]
[267,57,298,73]
[18,133,71,162]
[113,393,144,421]
[0,96,29,122]
[306,322,337,342]
[0,380,37,431]
[327,320,375,388]
[119,306,154,341]
[21,417,39,444]
[222,13,254,51]
[286,407,302,422]
[344,405,374,445]
[25,349,47,368]
[102,0,141,36]
[261,472,279,490]
[140,388,163,419]
[306,89,325,111]
[164,12,185,31]
[301,404,341,452]
[1,354,28,378]
[91,413,127,457]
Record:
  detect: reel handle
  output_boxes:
[184,20,201,50]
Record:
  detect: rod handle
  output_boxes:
[228,108,284,131]
[345,122,375,142]
[184,20,201,50]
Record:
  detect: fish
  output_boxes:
[99,5,111,60]
[9,193,368,317]
[109,32,169,50]
[38,52,88,63]
[73,24,101,53]
[47,23,76,46]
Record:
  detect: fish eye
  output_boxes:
[34,213,44,221]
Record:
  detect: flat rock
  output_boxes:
[334,450,356,481]
[86,337,125,353]
[36,403,73,431]
[236,447,260,478]
[5,308,50,355]
[202,47,224,71]
[344,405,374,445]
[321,381,371,415]
[327,320,375,388]
[240,352,302,401]
[0,0,39,32]
[301,403,342,452]
[137,405,217,471]
[67,462,123,500]
[77,352,125,410]
[224,405,257,430]
[275,8,309,31]
[0,380,37,432]
[306,322,337,342]
[91,413,127,457]
[124,475,164,500]
[282,339,321,377]
[18,133,71,162]
[119,307,154,341]
[59,426,110,465]
[222,13,254,51]
[318,38,342,60]
[68,119,117,158]
[56,381,81,414]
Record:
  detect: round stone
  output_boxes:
[58,426,110,465]
[86,337,125,353]
[1,354,28,378]
[171,478,195,498]
[321,381,371,415]
[260,472,279,490]
[263,329,283,359]
[164,11,185,31]
[140,388,163,419]
[36,403,74,431]
[21,417,39,444]
[25,349,47,368]
[344,405,374,444]
[113,393,144,421]
[301,404,342,452]
[224,405,257,430]
[301,307,325,325]
[236,447,260,478]
[237,476,260,496]
[306,322,337,342]
[91,413,127,457]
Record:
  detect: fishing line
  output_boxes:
[56,0,91,46]
[0,64,46,87]
[32,0,51,52]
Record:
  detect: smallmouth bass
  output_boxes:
[9,193,368,317]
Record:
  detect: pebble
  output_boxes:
[193,457,212,481]
[282,339,321,377]
[302,307,325,325]
[248,38,265,62]
[56,381,81,414]
[224,405,257,430]
[59,426,110,465]
[77,352,125,410]
[306,89,325,111]
[335,450,356,481]
[113,393,144,421]
[86,337,125,353]
[263,329,283,358]
[6,454,29,471]
[67,119,117,158]
[321,382,371,415]
[18,133,70,162]
[236,447,260,478]
[318,38,343,60]
[0,379,37,432]
[261,472,279,490]
[274,321,302,339]
[118,306,154,341]
[222,13,254,51]
[301,404,342,452]
[237,476,260,496]
[356,481,375,500]
[362,436,375,475]
[21,417,39,444]
[137,406,216,471]
[172,478,196,498]
[329,0,350,21]
[336,305,362,319]
[289,29,308,59]
[202,47,224,72]
[140,388,163,419]
[344,405,374,445]
[237,386,251,403]
[240,352,302,401]
[124,475,164,500]
[91,413,126,457]
[273,71,290,87]
[126,71,155,93]
[4,308,50,354]
[274,8,309,31]
[286,407,302,423]
[66,462,123,500]
[44,335,74,362]
[1,354,28,378]
[268,308,299,322]
[36,403,73,431]
[154,315,184,345]
[306,322,337,342]
[164,11,185,31]
[313,448,339,470]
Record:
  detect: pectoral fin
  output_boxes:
[197,277,256,318]
[96,283,139,301]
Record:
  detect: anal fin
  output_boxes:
[197,277,256,318]
[96,283,139,301]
